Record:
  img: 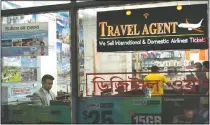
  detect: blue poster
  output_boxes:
[56,42,71,81]
[56,12,70,44]
[21,56,37,67]
[2,22,49,56]
[56,12,71,83]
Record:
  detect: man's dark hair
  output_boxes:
[151,66,159,73]
[42,74,54,84]
[203,61,209,69]
[194,62,202,69]
[40,41,45,45]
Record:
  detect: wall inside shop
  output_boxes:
[35,13,58,96]
[2,1,209,98]
[81,16,133,96]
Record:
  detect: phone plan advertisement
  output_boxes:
[79,97,123,124]
[2,67,21,83]
[123,97,162,124]
[56,42,71,81]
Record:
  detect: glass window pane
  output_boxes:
[78,1,208,97]
[78,1,209,124]
[1,12,71,123]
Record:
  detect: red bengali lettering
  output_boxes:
[110,76,129,92]
[128,77,143,91]
[92,77,110,94]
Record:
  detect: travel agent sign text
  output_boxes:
[97,4,208,52]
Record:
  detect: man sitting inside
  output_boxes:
[32,74,56,106]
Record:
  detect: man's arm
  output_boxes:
[32,93,42,105]
[163,75,170,86]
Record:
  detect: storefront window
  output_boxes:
[1,11,71,123]
[78,1,209,124]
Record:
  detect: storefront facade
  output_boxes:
[1,0,209,124]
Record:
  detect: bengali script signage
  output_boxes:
[85,72,209,96]
[97,4,208,52]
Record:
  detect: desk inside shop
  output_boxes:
[1,92,72,124]
[3,91,71,106]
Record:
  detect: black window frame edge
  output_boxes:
[1,1,164,17]
[2,0,208,124]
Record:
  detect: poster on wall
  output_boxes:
[97,4,208,52]
[2,22,49,56]
[21,68,37,82]
[56,42,71,81]
[79,19,85,87]
[21,56,38,68]
[2,57,21,67]
[56,11,71,85]
[2,67,21,83]
[56,12,70,44]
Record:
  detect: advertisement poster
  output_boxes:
[2,22,49,56]
[2,82,40,102]
[123,97,162,124]
[79,19,85,89]
[21,68,37,82]
[21,56,38,68]
[162,96,209,124]
[79,97,123,124]
[2,67,21,83]
[79,96,208,124]
[79,97,162,124]
[56,42,71,81]
[56,11,71,84]
[56,12,70,44]
[2,67,37,83]
[97,4,208,52]
[2,57,21,67]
